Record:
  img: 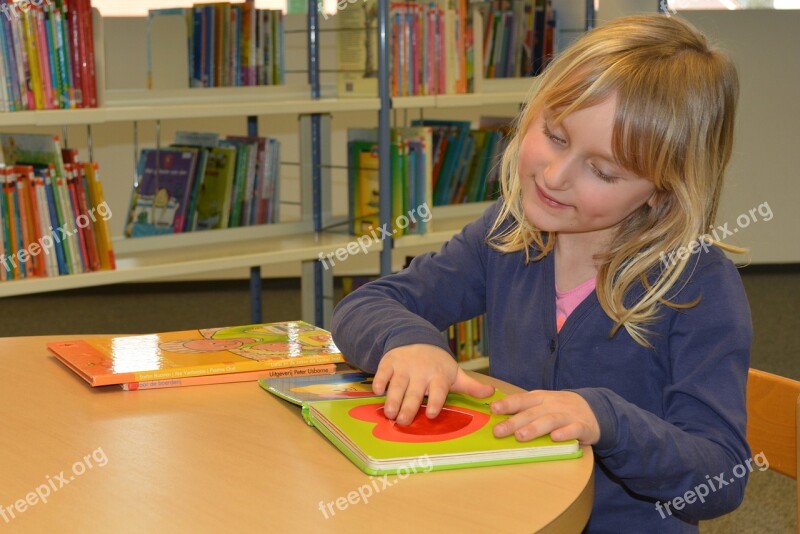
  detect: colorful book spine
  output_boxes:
[121,363,337,391]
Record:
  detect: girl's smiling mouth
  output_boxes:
[536,183,572,208]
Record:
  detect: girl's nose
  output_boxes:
[542,153,572,191]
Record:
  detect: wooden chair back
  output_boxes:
[745,368,800,528]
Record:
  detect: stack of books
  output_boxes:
[48,321,346,390]
[0,132,114,281]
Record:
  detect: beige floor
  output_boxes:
[2,267,798,531]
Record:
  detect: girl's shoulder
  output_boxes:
[657,241,748,308]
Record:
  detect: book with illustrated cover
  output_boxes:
[300,390,581,475]
[126,148,198,237]
[48,321,345,387]
[259,371,377,405]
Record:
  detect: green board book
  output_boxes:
[300,390,582,476]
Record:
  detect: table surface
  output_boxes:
[0,334,594,533]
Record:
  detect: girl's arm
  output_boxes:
[331,202,497,379]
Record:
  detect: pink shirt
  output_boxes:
[555,277,597,332]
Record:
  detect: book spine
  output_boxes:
[0,172,7,281]
[66,0,82,107]
[21,9,43,109]
[121,363,337,390]
[14,169,36,276]
[32,175,55,276]
[131,353,345,383]
[83,162,114,270]
[80,0,96,106]
[34,5,56,109]
[9,172,24,277]
[42,171,68,275]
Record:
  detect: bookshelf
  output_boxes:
[0,0,570,332]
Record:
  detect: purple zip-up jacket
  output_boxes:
[331,200,752,532]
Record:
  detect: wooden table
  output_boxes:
[0,335,594,533]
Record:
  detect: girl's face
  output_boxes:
[518,96,656,243]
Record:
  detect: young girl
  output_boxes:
[331,14,751,531]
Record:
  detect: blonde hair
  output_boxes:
[489,14,741,347]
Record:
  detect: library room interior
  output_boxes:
[0,0,797,531]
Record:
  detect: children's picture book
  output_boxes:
[259,371,377,405]
[300,390,582,475]
[126,148,198,237]
[48,321,345,387]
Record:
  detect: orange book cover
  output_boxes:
[48,321,345,387]
[121,363,337,390]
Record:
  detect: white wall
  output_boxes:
[681,10,800,264]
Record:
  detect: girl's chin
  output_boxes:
[523,210,556,232]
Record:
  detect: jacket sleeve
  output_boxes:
[574,256,752,520]
[330,202,498,373]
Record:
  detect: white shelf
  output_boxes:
[1,228,360,297]
[458,356,490,371]
[114,220,312,254]
[0,97,382,127]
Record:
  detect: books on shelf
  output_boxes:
[0,0,99,112]
[124,130,280,238]
[409,117,512,206]
[147,1,285,90]
[275,385,581,475]
[345,117,510,230]
[346,127,432,237]
[0,132,114,281]
[478,0,556,79]
[336,0,471,98]
[48,321,345,387]
[446,315,488,363]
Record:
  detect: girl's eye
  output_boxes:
[591,165,618,184]
[542,125,566,146]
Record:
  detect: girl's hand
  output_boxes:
[490,390,601,445]
[373,344,495,426]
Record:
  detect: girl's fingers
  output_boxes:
[372,364,393,395]
[424,376,450,419]
[382,373,409,420]
[493,410,566,441]
[452,369,495,399]
[490,390,545,415]
[395,382,428,426]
